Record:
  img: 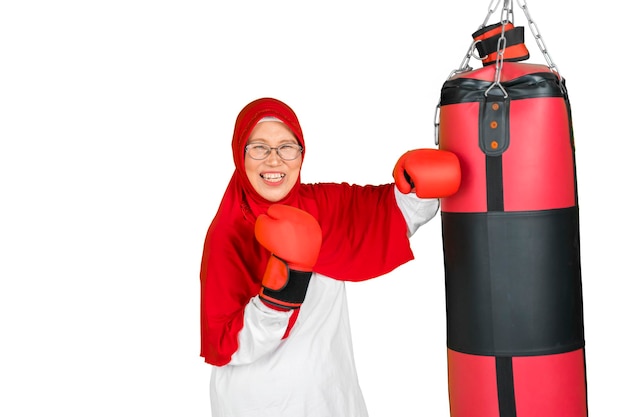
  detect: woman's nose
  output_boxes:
[265,148,282,164]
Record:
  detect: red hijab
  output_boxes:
[200,97,413,365]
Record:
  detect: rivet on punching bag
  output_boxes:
[434,2,588,416]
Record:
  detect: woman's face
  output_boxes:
[244,121,303,202]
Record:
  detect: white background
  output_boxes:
[1,1,622,416]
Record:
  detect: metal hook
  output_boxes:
[485,82,508,98]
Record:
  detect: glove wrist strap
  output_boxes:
[260,268,312,310]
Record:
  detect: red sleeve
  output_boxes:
[302,182,414,281]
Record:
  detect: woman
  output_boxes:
[200,97,460,416]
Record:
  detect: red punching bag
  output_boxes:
[436,2,588,416]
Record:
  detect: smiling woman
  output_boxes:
[199,97,461,416]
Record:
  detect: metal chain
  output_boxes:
[482,0,503,27]
[515,0,563,89]
[485,0,513,97]
[450,0,502,78]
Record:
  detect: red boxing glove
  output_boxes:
[393,148,461,198]
[254,204,323,309]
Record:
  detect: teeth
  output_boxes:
[261,173,285,182]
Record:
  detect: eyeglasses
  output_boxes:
[245,143,303,161]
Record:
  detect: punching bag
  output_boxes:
[436,4,588,417]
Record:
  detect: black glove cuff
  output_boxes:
[260,269,312,310]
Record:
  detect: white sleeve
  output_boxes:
[394,186,440,237]
[228,296,293,366]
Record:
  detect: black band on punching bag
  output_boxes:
[442,207,584,356]
[440,73,564,106]
[496,357,517,417]
[486,156,504,211]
